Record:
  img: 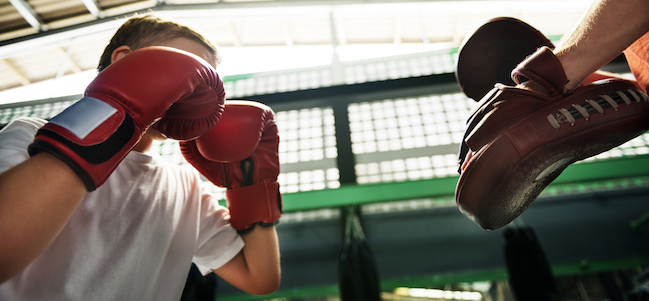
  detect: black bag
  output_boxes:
[504,225,561,301]
[338,207,381,301]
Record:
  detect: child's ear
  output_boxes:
[111,45,133,64]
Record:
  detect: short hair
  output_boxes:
[97,14,219,72]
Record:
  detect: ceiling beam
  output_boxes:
[1,0,484,47]
[80,0,106,18]
[417,11,429,44]
[331,10,346,45]
[393,15,402,44]
[228,21,242,47]
[282,20,294,46]
[7,0,49,32]
[55,46,82,79]
[1,59,31,86]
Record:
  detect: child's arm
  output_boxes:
[0,153,86,283]
[213,226,281,295]
[180,100,284,295]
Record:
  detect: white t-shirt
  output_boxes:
[0,117,244,301]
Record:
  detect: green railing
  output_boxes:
[281,154,649,213]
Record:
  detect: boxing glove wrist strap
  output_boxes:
[511,46,569,96]
[226,181,283,233]
[29,97,139,191]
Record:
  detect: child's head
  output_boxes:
[97,14,219,72]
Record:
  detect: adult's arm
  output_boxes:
[555,0,649,91]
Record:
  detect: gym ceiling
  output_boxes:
[0,0,591,95]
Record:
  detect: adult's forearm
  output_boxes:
[555,0,649,91]
[0,153,86,283]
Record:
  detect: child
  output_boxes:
[0,14,281,300]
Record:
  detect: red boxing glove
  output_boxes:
[180,100,282,233]
[29,46,225,191]
[456,46,649,230]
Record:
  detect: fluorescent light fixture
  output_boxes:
[394,287,483,300]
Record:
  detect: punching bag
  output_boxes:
[503,225,561,301]
[338,206,381,301]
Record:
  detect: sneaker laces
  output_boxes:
[547,89,649,129]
